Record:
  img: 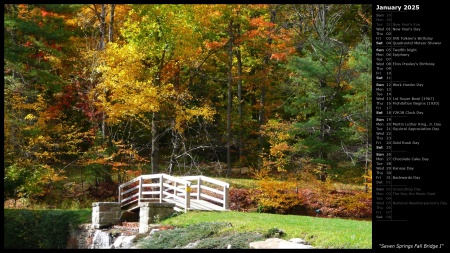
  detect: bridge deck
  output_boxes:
[121,198,228,212]
[163,197,228,212]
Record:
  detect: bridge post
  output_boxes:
[223,185,229,210]
[92,202,121,229]
[118,185,122,205]
[139,202,176,233]
[138,176,143,206]
[159,174,163,203]
[185,183,191,212]
[174,181,177,197]
[197,177,202,200]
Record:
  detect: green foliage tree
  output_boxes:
[279,5,372,173]
[341,37,372,190]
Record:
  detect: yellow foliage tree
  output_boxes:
[94,5,217,173]
[260,119,296,172]
[96,43,162,125]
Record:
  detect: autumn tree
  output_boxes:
[95,4,216,175]
[3,4,373,202]
[4,4,85,200]
[66,4,134,184]
[189,5,296,172]
[236,4,295,170]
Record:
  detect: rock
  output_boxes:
[113,235,136,249]
[230,167,250,175]
[240,167,250,175]
[183,240,200,249]
[289,238,307,244]
[91,230,113,249]
[249,238,315,249]
[149,228,160,234]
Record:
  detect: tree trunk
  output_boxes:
[98,4,106,50]
[257,6,277,170]
[109,4,115,43]
[96,4,113,183]
[226,19,234,176]
[168,128,179,175]
[151,112,160,173]
[257,86,266,171]
[99,4,107,143]
[236,22,244,166]
[364,65,370,193]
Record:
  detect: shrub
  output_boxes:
[4,209,91,249]
[296,178,372,219]
[229,188,257,212]
[136,222,232,249]
[137,221,268,249]
[319,190,372,218]
[264,227,286,238]
[195,232,265,249]
[252,177,302,214]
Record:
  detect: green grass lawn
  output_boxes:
[214,177,259,189]
[161,210,372,249]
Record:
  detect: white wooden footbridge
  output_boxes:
[118,173,230,212]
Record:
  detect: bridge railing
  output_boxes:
[118,173,229,212]
[118,173,191,212]
[180,175,230,210]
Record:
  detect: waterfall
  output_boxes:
[91,230,112,249]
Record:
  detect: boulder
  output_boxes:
[249,238,314,249]
[113,235,136,249]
